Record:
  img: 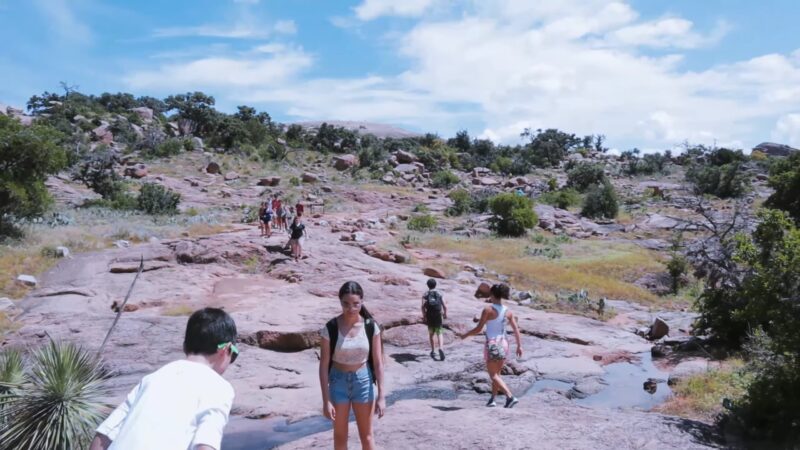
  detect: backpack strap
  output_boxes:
[365,318,376,383]
[326,318,338,375]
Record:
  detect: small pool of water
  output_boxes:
[575,352,671,410]
[525,379,574,395]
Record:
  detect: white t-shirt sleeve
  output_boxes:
[96,381,142,440]
[320,325,329,340]
[191,383,234,450]
[374,323,381,336]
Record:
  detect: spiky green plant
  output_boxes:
[0,348,25,431]
[0,342,110,449]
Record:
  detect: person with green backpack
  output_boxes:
[319,281,386,450]
[421,278,448,361]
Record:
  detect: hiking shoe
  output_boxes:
[439,349,445,361]
[486,397,497,407]
[504,397,519,409]
[430,351,436,360]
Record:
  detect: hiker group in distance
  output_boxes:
[258,194,308,262]
[89,278,522,450]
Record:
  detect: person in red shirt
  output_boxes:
[295,201,305,217]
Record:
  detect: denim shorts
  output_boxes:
[329,365,374,404]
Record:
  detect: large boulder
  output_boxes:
[474,282,492,298]
[206,162,221,174]
[332,154,358,171]
[257,177,281,187]
[302,172,320,183]
[124,164,148,179]
[394,150,418,164]
[394,164,419,174]
[191,137,204,151]
[647,317,670,340]
[423,267,446,279]
[753,142,799,157]
[92,123,114,144]
[130,107,154,122]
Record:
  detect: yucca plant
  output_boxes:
[0,348,25,431]
[0,341,110,449]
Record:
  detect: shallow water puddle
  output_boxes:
[575,352,672,410]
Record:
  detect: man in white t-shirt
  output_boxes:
[89,307,239,450]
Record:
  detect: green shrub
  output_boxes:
[686,162,749,198]
[413,203,429,213]
[547,177,558,191]
[666,253,688,294]
[581,181,618,219]
[431,170,460,189]
[407,214,437,232]
[0,115,67,235]
[624,153,669,176]
[137,183,180,215]
[764,152,800,224]
[289,177,300,186]
[539,188,581,209]
[488,193,537,237]
[446,189,472,216]
[567,163,607,192]
[489,156,513,175]
[152,138,183,158]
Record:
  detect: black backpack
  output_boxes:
[326,317,377,383]
[424,290,443,316]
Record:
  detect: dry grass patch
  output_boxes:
[656,359,749,422]
[161,304,194,316]
[421,235,662,304]
[0,246,61,299]
[183,223,231,237]
[0,311,21,340]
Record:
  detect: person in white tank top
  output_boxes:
[458,283,523,408]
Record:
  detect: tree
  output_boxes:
[521,128,581,167]
[686,161,749,198]
[581,181,618,219]
[488,193,538,237]
[73,146,126,200]
[137,183,180,215]
[0,116,67,235]
[164,92,218,137]
[566,163,607,192]
[764,151,800,224]
[693,209,800,442]
[447,130,471,152]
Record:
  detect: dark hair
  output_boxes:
[183,307,237,355]
[338,281,374,320]
[427,278,437,289]
[490,283,510,300]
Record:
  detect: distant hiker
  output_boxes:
[262,200,274,238]
[295,201,305,217]
[319,281,386,450]
[258,201,269,237]
[288,216,308,262]
[458,283,523,408]
[271,195,282,231]
[90,308,239,450]
[421,278,448,361]
[276,203,287,232]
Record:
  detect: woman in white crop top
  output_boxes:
[459,283,523,408]
[319,281,385,450]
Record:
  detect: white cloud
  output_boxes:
[127,1,800,150]
[772,114,800,148]
[125,48,313,91]
[606,18,730,48]
[32,0,92,45]
[153,19,296,39]
[355,0,436,21]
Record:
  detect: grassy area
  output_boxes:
[161,305,194,316]
[420,234,666,305]
[0,245,64,299]
[0,311,21,340]
[656,359,749,422]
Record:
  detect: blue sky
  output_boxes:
[1,0,799,151]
